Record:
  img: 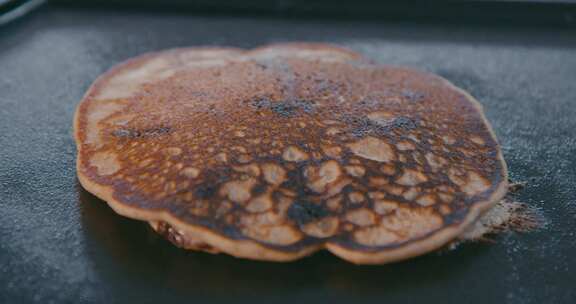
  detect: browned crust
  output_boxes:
[77,172,322,261]
[323,74,509,264]
[75,43,508,264]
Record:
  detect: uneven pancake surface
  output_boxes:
[75,43,508,264]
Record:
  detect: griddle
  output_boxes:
[1,4,575,304]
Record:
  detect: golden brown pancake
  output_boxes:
[74,43,508,264]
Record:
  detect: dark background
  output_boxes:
[0,2,575,303]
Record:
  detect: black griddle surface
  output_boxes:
[1,5,575,304]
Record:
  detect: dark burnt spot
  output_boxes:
[442,206,469,225]
[255,62,269,70]
[341,114,371,138]
[342,184,356,194]
[252,183,267,196]
[285,169,301,180]
[390,116,418,131]
[270,103,297,117]
[401,90,425,102]
[281,169,317,196]
[221,224,243,239]
[112,126,171,139]
[343,113,419,137]
[273,100,316,117]
[281,170,302,190]
[250,97,272,109]
[249,96,315,117]
[194,183,217,199]
[287,200,330,225]
[295,100,316,113]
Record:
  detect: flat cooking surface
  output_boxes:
[1,5,575,303]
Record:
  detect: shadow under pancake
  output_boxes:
[78,182,492,300]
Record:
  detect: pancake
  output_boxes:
[74,43,508,264]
